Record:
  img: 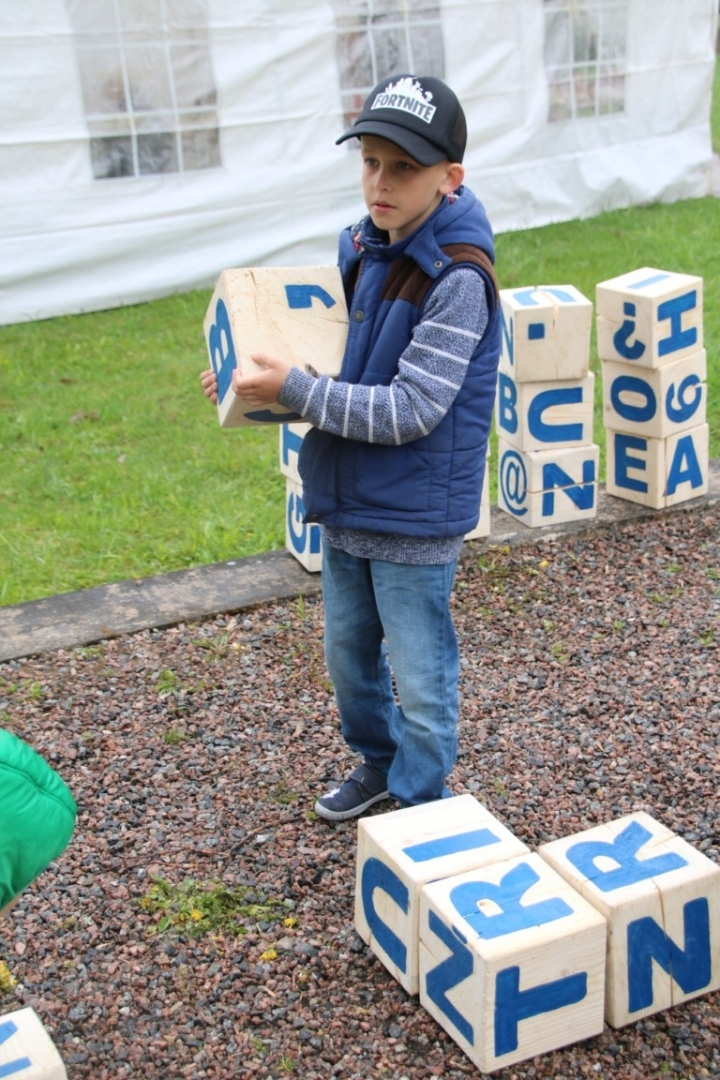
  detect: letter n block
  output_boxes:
[203,266,348,427]
[355,795,529,996]
[0,1007,67,1079]
[495,372,595,452]
[606,424,709,509]
[418,853,606,1072]
[285,478,321,572]
[279,422,311,483]
[499,285,592,382]
[539,812,720,1027]
[497,439,599,528]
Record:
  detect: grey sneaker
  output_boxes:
[314,763,390,822]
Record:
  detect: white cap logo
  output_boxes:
[371,77,436,125]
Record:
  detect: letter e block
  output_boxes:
[355,795,529,996]
[499,285,592,382]
[602,349,706,440]
[539,812,720,1027]
[606,424,709,509]
[279,422,311,483]
[495,372,595,452]
[285,478,321,572]
[419,853,606,1072]
[203,266,348,427]
[497,440,598,528]
[0,1007,67,1079]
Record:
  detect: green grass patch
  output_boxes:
[139,877,295,939]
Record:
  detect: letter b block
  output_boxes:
[539,812,720,1027]
[355,795,529,995]
[0,1007,67,1079]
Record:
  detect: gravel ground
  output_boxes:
[1,503,719,1080]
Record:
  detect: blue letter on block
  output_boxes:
[287,490,321,556]
[495,965,587,1057]
[497,373,518,434]
[566,820,687,892]
[611,375,656,425]
[281,424,304,469]
[614,433,648,493]
[0,1019,31,1078]
[360,858,408,972]
[403,828,500,863]
[627,897,711,1013]
[449,862,573,940]
[285,284,336,310]
[541,459,596,517]
[207,298,237,405]
[657,292,698,358]
[528,387,584,444]
[425,910,474,1044]
[666,433,704,497]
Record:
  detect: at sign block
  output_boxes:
[419,852,606,1073]
[279,421,311,483]
[497,440,598,528]
[464,453,490,541]
[203,266,348,428]
[602,349,706,440]
[499,284,592,382]
[596,266,703,368]
[606,424,709,510]
[539,813,720,1028]
[0,1007,67,1080]
[355,794,529,996]
[495,371,595,452]
[285,478,321,572]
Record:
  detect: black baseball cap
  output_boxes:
[336,74,467,166]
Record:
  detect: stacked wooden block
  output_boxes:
[495,285,599,528]
[356,797,720,1073]
[596,267,708,507]
[0,1007,67,1079]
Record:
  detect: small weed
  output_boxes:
[706,567,719,580]
[492,777,510,799]
[76,645,104,660]
[192,633,230,657]
[612,619,625,632]
[696,629,716,646]
[542,618,555,632]
[279,1054,297,1073]
[551,641,570,662]
[665,562,683,573]
[155,668,181,694]
[140,877,294,938]
[271,779,299,805]
[0,961,17,994]
[163,727,190,746]
[249,1035,267,1054]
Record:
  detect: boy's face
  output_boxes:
[360,135,464,244]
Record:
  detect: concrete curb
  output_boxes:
[1,459,719,663]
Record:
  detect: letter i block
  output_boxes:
[601,349,707,440]
[418,853,606,1073]
[497,439,599,528]
[606,423,709,509]
[495,371,595,452]
[203,265,348,428]
[596,267,703,369]
[499,285,592,382]
[539,812,720,1028]
[285,478,321,572]
[0,1007,67,1079]
[355,794,529,996]
[279,421,311,483]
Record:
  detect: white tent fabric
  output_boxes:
[0,0,717,325]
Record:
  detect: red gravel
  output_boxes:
[1,504,718,1080]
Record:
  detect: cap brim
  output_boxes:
[335,120,447,166]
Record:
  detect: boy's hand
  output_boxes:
[199,369,218,405]
[232,353,293,407]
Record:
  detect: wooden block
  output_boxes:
[539,812,720,1027]
[495,372,595,452]
[355,794,529,996]
[278,421,311,483]
[285,478,321,572]
[418,852,606,1073]
[499,285,592,382]
[606,424,709,509]
[203,266,348,427]
[497,440,599,528]
[464,452,491,541]
[596,267,703,368]
[0,1007,67,1079]
[602,349,706,440]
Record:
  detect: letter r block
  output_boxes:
[0,1007,67,1079]
[499,285,592,382]
[418,853,606,1072]
[355,795,529,995]
[538,812,720,1027]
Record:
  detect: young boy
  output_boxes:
[200,74,500,821]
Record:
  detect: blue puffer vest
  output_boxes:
[298,186,500,537]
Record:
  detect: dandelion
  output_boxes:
[0,961,17,993]
[283,916,298,928]
[260,948,277,961]
[191,909,203,922]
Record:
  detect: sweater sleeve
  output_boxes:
[277,267,489,445]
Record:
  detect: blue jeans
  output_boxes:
[321,544,459,807]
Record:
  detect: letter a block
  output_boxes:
[497,439,599,528]
[0,1007,67,1079]
[203,266,348,427]
[355,795,529,996]
[418,853,606,1073]
[495,372,595,452]
[285,478,321,572]
[602,349,707,440]
[596,267,703,369]
[606,423,709,509]
[539,812,720,1028]
[499,285,592,382]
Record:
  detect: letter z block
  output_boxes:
[203,266,348,428]
[355,795,529,996]
[0,1007,67,1079]
[596,267,703,368]
[606,424,709,509]
[539,812,720,1027]
[418,852,606,1073]
[285,478,321,572]
[495,372,595,452]
[602,349,707,440]
[499,285,592,382]
[497,439,599,528]
[279,422,311,483]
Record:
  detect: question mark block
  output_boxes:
[539,813,720,1028]
[601,349,707,440]
[499,285,592,383]
[355,795,529,996]
[203,266,348,428]
[418,852,606,1073]
[596,267,703,369]
[497,440,599,528]
[285,477,321,572]
[0,1007,67,1079]
[606,423,709,509]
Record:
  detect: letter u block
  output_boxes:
[602,349,707,440]
[203,266,348,428]
[418,852,606,1073]
[596,267,703,368]
[279,421,311,484]
[497,439,599,528]
[495,372,595,453]
[355,795,529,996]
[499,285,592,382]
[0,1007,67,1079]
[606,423,709,509]
[539,812,720,1028]
[285,478,321,572]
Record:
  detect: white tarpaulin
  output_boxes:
[0,0,717,324]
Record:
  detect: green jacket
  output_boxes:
[0,729,76,909]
